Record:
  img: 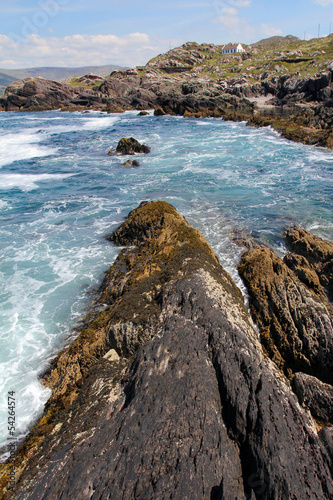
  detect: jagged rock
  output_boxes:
[292,372,333,423]
[1,77,106,111]
[285,226,333,300]
[154,106,166,116]
[284,252,326,299]
[3,201,333,500]
[122,159,140,167]
[238,244,333,383]
[115,137,150,155]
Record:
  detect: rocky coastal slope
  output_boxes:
[1,35,333,147]
[1,201,333,499]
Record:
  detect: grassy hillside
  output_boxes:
[145,34,333,83]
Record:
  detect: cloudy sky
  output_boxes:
[1,0,333,69]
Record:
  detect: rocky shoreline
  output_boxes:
[1,201,333,499]
[1,37,333,149]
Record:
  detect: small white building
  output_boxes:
[222,43,245,54]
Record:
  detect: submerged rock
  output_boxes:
[2,202,333,499]
[122,159,140,167]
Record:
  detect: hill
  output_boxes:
[0,65,127,94]
[0,72,18,95]
[251,34,300,47]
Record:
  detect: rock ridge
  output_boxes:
[0,204,332,499]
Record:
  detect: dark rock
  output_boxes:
[122,159,140,167]
[137,111,149,115]
[238,244,333,383]
[154,106,166,116]
[116,137,151,155]
[293,372,333,423]
[319,426,333,462]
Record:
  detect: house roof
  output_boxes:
[223,43,241,50]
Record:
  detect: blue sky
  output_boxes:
[0,0,333,68]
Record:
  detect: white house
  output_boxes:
[222,43,245,54]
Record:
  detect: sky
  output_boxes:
[0,0,333,69]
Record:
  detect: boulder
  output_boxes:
[154,106,166,116]
[115,137,150,155]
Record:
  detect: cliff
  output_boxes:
[1,201,333,499]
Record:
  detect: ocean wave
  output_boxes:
[0,173,75,191]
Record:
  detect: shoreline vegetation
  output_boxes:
[1,201,333,498]
[1,34,333,149]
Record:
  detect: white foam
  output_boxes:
[0,173,75,191]
[0,132,56,168]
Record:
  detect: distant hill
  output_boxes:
[0,65,126,82]
[0,72,19,95]
[251,35,300,48]
[0,65,128,95]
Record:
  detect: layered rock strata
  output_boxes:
[1,202,332,499]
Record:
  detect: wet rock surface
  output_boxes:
[115,137,151,155]
[2,203,333,500]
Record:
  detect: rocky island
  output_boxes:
[1,35,333,148]
[1,201,333,499]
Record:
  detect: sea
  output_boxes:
[0,109,333,458]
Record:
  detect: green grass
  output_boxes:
[143,35,333,83]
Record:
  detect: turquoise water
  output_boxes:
[0,109,333,456]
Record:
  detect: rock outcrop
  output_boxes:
[238,226,333,433]
[238,244,333,384]
[115,137,151,155]
[0,77,106,111]
[1,202,333,499]
[285,226,333,300]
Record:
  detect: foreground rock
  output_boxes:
[292,372,333,423]
[238,244,333,383]
[1,203,332,499]
[285,226,333,301]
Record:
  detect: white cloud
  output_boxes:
[261,24,283,37]
[0,32,178,68]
